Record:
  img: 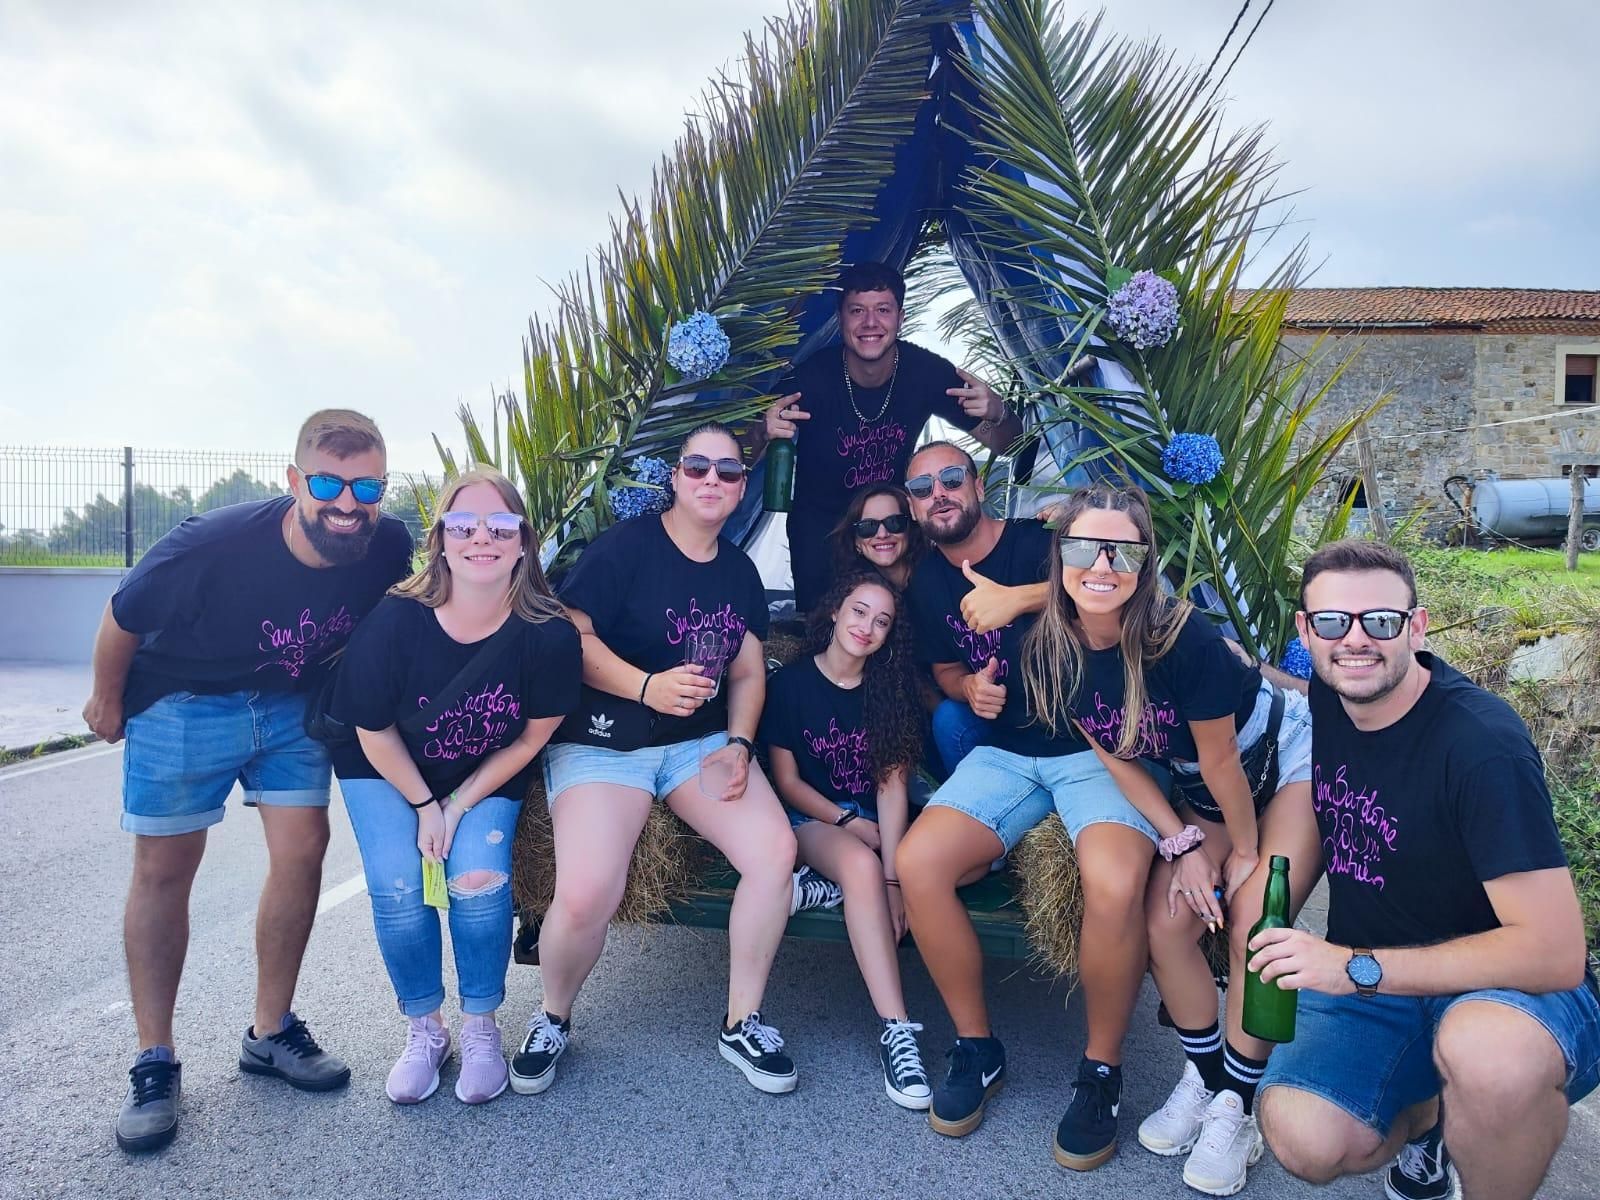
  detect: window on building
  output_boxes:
[1565,354,1597,405]
[1337,476,1367,508]
[1560,465,1598,479]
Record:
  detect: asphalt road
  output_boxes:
[1,743,1593,1200]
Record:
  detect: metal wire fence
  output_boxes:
[0,446,424,566]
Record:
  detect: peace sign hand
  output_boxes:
[946,367,1003,423]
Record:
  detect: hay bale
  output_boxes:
[511,775,713,925]
[1010,814,1084,976]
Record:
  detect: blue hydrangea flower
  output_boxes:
[606,456,673,521]
[1161,432,1225,485]
[666,310,730,380]
[1106,270,1180,350]
[1279,636,1313,680]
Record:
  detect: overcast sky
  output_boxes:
[2,1,1596,471]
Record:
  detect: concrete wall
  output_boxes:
[0,567,124,663]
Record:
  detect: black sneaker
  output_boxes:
[879,1019,931,1110]
[1385,1123,1457,1200]
[115,1049,181,1153]
[718,1011,797,1094]
[928,1037,1006,1137]
[509,1011,570,1095]
[789,867,844,916]
[239,1012,351,1092]
[1053,1057,1122,1171]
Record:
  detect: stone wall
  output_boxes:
[1472,334,1596,477]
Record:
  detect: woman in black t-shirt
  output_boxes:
[524,422,800,1098]
[828,483,924,589]
[761,571,930,1109]
[1021,484,1314,1192]
[332,468,580,1108]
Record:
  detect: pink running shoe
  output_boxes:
[385,1016,450,1104]
[455,1015,508,1104]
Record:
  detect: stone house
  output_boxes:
[1282,288,1600,536]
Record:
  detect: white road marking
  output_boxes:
[316,874,367,915]
[0,741,120,782]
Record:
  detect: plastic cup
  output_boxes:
[699,754,734,799]
[684,634,724,700]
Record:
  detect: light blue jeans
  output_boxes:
[341,778,521,1017]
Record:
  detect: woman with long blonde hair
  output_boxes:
[331,467,581,1106]
[1022,483,1313,1196]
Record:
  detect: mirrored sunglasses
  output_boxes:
[1058,536,1148,573]
[904,465,970,499]
[302,471,387,504]
[439,511,524,542]
[679,454,747,483]
[1304,609,1414,641]
[851,513,911,538]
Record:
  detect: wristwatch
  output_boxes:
[834,810,858,827]
[727,735,755,759]
[1347,948,1382,997]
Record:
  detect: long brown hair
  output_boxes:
[389,467,568,625]
[805,571,922,782]
[1021,484,1190,755]
[828,483,924,580]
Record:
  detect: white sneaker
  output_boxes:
[1137,1060,1214,1156]
[1182,1090,1263,1197]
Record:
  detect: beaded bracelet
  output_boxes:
[1157,824,1206,862]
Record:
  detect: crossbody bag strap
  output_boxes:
[397,615,524,738]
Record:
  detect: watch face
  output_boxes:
[1349,954,1382,988]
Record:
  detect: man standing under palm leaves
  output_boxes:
[753,261,1022,615]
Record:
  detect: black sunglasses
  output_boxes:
[904,465,970,499]
[1304,609,1416,641]
[852,513,911,539]
[1058,536,1149,573]
[678,454,747,483]
[299,468,387,505]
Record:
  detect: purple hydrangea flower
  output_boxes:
[1106,270,1180,350]
[1279,636,1313,680]
[607,456,673,521]
[1161,432,1225,485]
[666,310,730,380]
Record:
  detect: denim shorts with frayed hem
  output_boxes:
[923,744,1163,853]
[543,732,730,807]
[1259,974,1600,1136]
[121,689,331,836]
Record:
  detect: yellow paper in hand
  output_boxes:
[422,857,450,910]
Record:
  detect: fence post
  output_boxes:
[123,446,135,568]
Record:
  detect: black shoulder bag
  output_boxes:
[1170,685,1286,819]
[304,617,525,748]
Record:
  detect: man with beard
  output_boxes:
[753,261,1022,614]
[84,409,413,1153]
[1246,540,1598,1200]
[894,442,1161,1161]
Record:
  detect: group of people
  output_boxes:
[85,261,1597,1200]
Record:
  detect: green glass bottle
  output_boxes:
[1242,854,1298,1043]
[763,436,794,513]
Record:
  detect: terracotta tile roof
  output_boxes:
[1275,287,1600,329]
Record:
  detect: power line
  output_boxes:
[1202,1,1251,89]
[1210,0,1275,100]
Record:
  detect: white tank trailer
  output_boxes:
[1449,475,1600,551]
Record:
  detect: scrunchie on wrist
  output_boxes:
[1157,824,1206,863]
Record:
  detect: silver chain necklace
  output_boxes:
[843,345,899,424]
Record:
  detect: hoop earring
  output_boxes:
[879,644,893,665]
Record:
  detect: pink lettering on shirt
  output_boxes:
[417,684,523,763]
[944,613,1009,680]
[837,420,909,489]
[1312,763,1399,890]
[1076,690,1180,758]
[664,598,749,685]
[801,718,873,797]
[256,605,356,678]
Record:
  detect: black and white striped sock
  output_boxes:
[1223,1041,1269,1113]
[1175,1021,1226,1093]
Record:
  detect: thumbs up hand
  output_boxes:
[962,655,1007,719]
[959,559,1027,635]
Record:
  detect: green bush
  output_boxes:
[1551,760,1600,957]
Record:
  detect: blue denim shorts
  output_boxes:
[1260,975,1600,1135]
[924,744,1163,852]
[121,689,331,836]
[788,797,878,830]
[543,731,729,806]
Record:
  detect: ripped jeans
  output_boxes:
[340,778,521,1017]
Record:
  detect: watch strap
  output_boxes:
[727,735,755,758]
[1350,947,1380,997]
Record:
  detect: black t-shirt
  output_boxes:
[761,656,877,819]
[1310,651,1568,950]
[1069,608,1259,764]
[554,513,769,746]
[112,496,413,718]
[909,519,1076,758]
[330,597,582,799]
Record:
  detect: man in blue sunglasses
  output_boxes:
[83,409,413,1154]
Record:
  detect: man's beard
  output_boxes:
[299,507,376,565]
[923,498,981,546]
[1314,648,1412,707]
